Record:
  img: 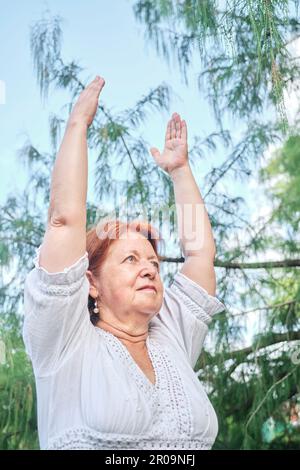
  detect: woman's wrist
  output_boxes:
[66,117,89,132]
[169,164,191,182]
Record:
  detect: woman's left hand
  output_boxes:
[150,112,189,175]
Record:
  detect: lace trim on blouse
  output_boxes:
[46,427,214,450]
[171,272,226,323]
[32,244,89,296]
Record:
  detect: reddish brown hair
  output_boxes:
[86,219,164,325]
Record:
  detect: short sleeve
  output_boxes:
[22,245,92,377]
[154,271,226,369]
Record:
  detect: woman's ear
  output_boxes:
[86,270,99,298]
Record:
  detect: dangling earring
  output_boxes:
[93,298,99,314]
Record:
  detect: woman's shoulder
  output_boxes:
[25,244,89,296]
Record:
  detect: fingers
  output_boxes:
[94,76,105,89]
[90,76,105,86]
[174,114,181,139]
[165,120,171,141]
[169,112,184,140]
[170,115,176,139]
[86,76,105,94]
[181,119,187,141]
[150,147,161,159]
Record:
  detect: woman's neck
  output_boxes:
[96,318,149,345]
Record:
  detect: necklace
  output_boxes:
[98,318,148,337]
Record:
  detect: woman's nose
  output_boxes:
[141,261,157,276]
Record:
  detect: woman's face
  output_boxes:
[87,231,164,324]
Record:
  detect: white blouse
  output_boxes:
[22,245,225,450]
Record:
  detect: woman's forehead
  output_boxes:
[109,236,156,257]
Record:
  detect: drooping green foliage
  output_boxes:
[133,0,300,123]
[0,315,38,449]
[260,134,300,232]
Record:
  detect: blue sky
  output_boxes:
[0,0,222,207]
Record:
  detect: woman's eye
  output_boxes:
[125,256,159,270]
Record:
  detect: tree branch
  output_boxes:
[204,330,300,365]
[218,299,298,317]
[161,256,300,268]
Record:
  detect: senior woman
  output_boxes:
[22,76,225,450]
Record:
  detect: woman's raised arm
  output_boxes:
[150,112,217,296]
[38,76,105,273]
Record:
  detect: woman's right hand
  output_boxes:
[68,76,105,127]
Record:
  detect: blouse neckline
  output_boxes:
[93,325,196,440]
[94,326,159,391]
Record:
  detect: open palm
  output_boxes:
[150,112,188,175]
